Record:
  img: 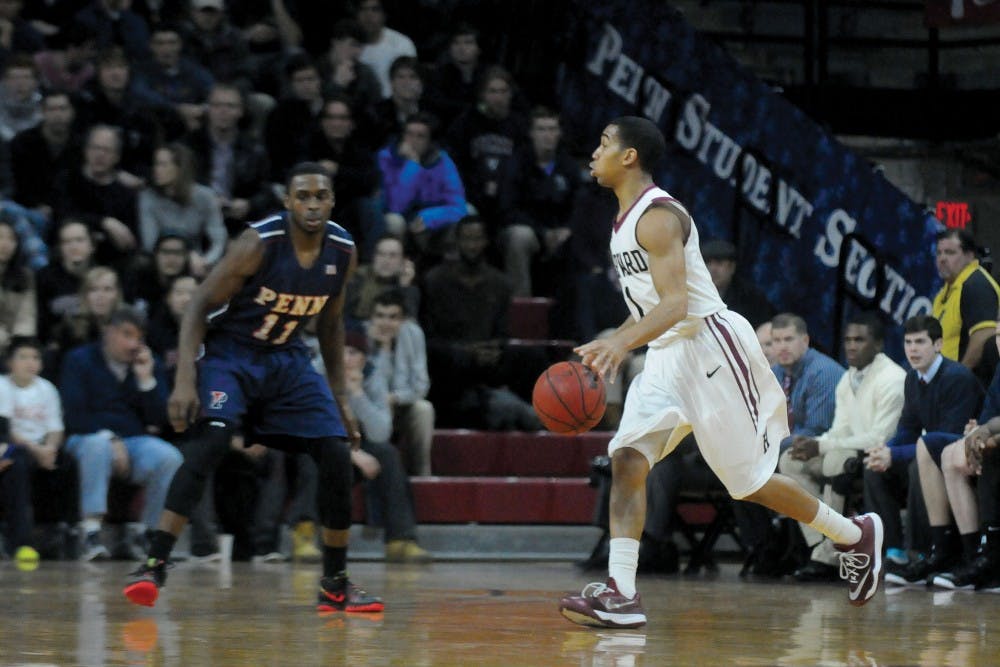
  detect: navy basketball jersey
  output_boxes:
[207,214,355,348]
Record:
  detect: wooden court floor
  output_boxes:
[2,560,999,666]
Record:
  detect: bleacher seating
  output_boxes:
[351,429,611,525]
[507,297,555,339]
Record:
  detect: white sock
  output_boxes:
[807,501,861,546]
[82,518,101,535]
[608,537,639,598]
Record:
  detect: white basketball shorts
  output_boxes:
[608,309,787,499]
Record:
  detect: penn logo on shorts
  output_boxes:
[209,391,229,409]
[325,264,338,275]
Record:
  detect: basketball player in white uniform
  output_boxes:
[559,117,883,629]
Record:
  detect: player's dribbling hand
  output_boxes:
[168,382,201,433]
[574,337,626,383]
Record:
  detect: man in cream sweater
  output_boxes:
[780,312,906,581]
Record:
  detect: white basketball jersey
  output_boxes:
[610,185,725,348]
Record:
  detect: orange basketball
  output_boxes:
[532,361,606,434]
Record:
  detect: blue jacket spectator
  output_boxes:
[60,339,169,438]
[58,307,181,561]
[378,113,466,232]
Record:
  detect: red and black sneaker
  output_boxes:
[835,512,884,607]
[123,558,168,607]
[317,575,384,613]
[559,578,647,629]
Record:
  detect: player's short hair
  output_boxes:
[331,18,366,43]
[771,312,808,335]
[155,232,191,252]
[609,116,665,173]
[96,46,129,68]
[845,311,885,343]
[450,22,479,42]
[284,53,317,79]
[7,336,42,358]
[107,306,147,332]
[904,314,943,341]
[530,106,560,126]
[935,228,977,254]
[209,81,245,106]
[373,288,407,315]
[286,161,332,187]
[389,55,420,81]
[477,65,513,98]
[403,111,438,137]
[456,214,486,233]
[2,53,36,77]
[41,88,73,107]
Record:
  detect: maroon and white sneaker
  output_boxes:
[835,513,884,607]
[559,578,646,628]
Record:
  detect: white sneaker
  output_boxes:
[189,551,223,563]
[252,551,286,563]
[81,532,109,561]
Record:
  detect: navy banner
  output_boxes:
[558,0,941,357]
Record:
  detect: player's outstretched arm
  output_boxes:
[316,248,361,448]
[169,229,265,432]
[576,207,688,381]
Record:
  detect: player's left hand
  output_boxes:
[574,336,627,383]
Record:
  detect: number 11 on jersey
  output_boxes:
[252,313,298,344]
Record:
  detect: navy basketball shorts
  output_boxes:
[197,337,347,439]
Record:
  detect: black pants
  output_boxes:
[863,458,931,553]
[360,439,417,542]
[593,435,723,542]
[980,448,1000,528]
[252,450,319,555]
[0,446,32,554]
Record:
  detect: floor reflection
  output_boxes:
[2,561,999,666]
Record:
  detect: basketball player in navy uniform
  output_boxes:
[558,118,883,629]
[124,162,383,614]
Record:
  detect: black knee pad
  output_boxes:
[164,420,237,518]
[307,437,352,531]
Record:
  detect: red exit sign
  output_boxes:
[936,201,972,229]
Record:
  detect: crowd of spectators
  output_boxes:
[0,1,999,601]
[0,0,598,566]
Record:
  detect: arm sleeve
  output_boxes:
[980,371,1000,422]
[138,190,159,253]
[417,154,467,230]
[937,370,984,434]
[391,322,430,404]
[960,272,1000,335]
[789,363,842,440]
[43,380,65,434]
[348,368,393,443]
[888,442,916,464]
[135,361,170,429]
[889,385,920,447]
[200,188,228,264]
[378,148,419,214]
[12,280,37,338]
[59,352,100,434]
